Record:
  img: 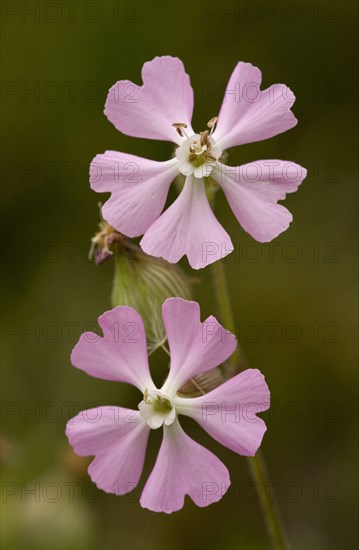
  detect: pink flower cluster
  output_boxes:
[66,57,306,513]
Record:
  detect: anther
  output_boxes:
[200,130,209,147]
[207,116,218,136]
[207,117,218,128]
[172,122,188,138]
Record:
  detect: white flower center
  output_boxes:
[138,389,176,430]
[173,118,222,178]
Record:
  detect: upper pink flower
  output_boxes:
[90,56,307,269]
[66,298,270,513]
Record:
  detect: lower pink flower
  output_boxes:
[66,298,270,513]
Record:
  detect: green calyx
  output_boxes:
[111,241,192,354]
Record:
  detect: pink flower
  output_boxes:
[66,298,270,513]
[90,56,307,269]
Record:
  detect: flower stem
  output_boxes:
[211,260,239,363]
[248,450,289,550]
[210,258,289,550]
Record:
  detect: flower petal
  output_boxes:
[176,369,270,456]
[140,175,233,269]
[140,419,230,513]
[160,298,237,395]
[71,306,155,392]
[90,152,178,237]
[105,56,194,144]
[212,62,297,150]
[66,407,149,494]
[212,160,307,242]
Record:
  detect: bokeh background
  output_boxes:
[1,1,358,549]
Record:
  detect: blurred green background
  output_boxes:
[1,1,358,549]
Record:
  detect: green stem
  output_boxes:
[211,259,240,364]
[249,450,289,550]
[210,258,289,550]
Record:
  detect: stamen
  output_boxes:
[200,130,209,147]
[207,116,218,136]
[172,122,189,139]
